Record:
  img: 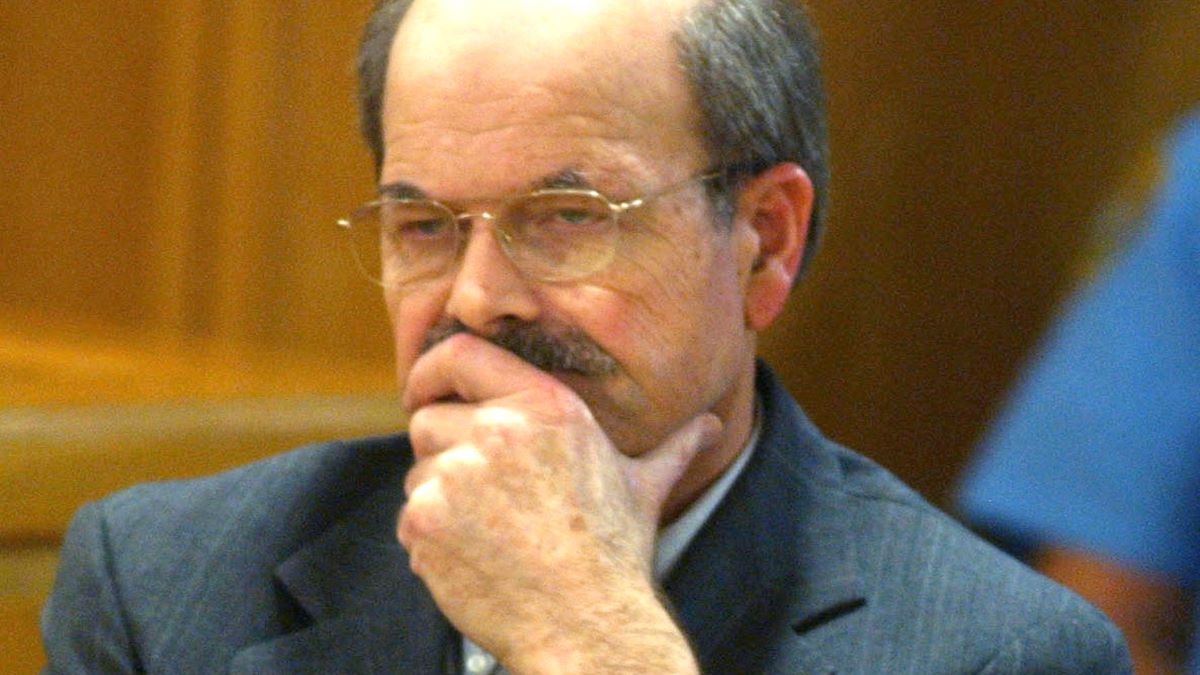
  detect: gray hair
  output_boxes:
[356,0,828,273]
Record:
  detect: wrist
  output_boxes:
[501,589,698,675]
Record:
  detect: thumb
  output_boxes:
[628,413,723,521]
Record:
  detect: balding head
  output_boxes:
[357,0,827,271]
[361,0,696,165]
[391,0,695,72]
[382,0,702,178]
[378,0,708,204]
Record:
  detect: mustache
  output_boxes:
[421,318,618,377]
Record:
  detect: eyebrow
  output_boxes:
[376,181,426,200]
[376,168,595,201]
[536,168,591,190]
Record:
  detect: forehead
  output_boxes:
[380,0,706,195]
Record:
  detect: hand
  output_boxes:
[398,332,719,673]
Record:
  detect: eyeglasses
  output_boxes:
[337,172,719,286]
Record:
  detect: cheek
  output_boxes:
[561,285,641,360]
[640,244,747,384]
[639,233,742,332]
[385,286,448,387]
[577,238,743,376]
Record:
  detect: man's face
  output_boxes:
[378,0,760,457]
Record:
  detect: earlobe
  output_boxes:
[738,163,814,331]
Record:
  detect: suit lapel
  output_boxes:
[664,363,866,673]
[231,477,455,673]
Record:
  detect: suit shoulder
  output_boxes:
[88,434,410,560]
[47,435,412,670]
[831,446,1130,672]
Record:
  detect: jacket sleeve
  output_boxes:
[41,501,141,674]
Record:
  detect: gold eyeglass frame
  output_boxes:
[337,170,721,286]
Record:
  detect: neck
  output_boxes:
[659,358,758,524]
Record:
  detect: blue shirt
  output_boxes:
[958,109,1200,671]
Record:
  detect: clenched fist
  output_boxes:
[398,332,720,673]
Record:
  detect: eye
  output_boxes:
[402,218,451,237]
[377,201,453,241]
[553,208,601,227]
[514,193,611,232]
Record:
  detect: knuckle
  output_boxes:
[405,545,424,576]
[406,409,436,456]
[470,406,526,447]
[403,462,427,497]
[407,406,432,432]
[401,478,446,538]
[396,506,416,548]
[433,445,486,476]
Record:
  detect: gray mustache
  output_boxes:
[421,318,617,376]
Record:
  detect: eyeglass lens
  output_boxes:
[347,192,619,285]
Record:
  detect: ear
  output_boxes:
[734,162,813,331]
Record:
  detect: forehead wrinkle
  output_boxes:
[382,79,640,165]
[378,167,599,203]
[382,111,648,196]
[384,117,629,156]
[386,80,639,146]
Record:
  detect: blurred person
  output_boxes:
[42,0,1130,672]
[959,109,1200,674]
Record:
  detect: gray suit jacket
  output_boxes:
[42,364,1131,673]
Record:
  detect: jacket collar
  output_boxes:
[663,361,866,673]
[231,448,455,673]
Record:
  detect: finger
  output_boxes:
[403,444,488,498]
[408,401,477,460]
[402,332,566,412]
[404,458,434,499]
[397,476,450,550]
[627,413,723,520]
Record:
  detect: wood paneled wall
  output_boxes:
[3,1,1199,671]
[0,1,388,358]
[786,0,1200,498]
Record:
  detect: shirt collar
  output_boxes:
[653,402,762,581]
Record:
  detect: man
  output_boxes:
[43,0,1130,672]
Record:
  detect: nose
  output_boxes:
[443,216,540,333]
